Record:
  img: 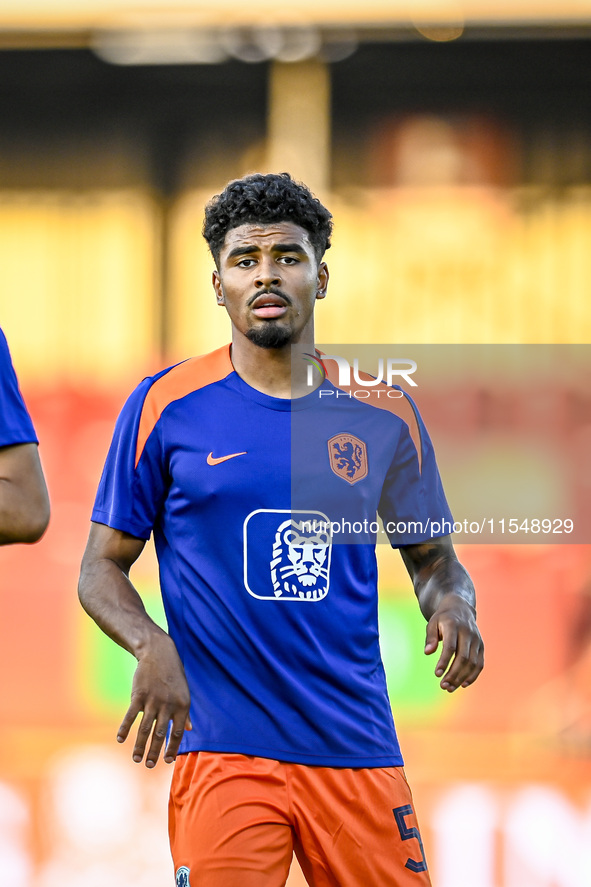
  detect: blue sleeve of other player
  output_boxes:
[91,379,168,540]
[0,328,38,448]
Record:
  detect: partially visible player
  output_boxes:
[79,172,483,887]
[0,327,49,544]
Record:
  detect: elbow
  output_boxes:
[24,486,51,542]
[0,447,51,544]
[24,512,50,543]
[16,499,50,543]
[0,499,50,544]
[16,484,51,543]
[35,494,51,540]
[78,551,98,613]
[78,573,90,611]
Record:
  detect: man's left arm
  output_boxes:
[0,443,50,544]
[399,535,484,692]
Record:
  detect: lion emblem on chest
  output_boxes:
[270,518,331,600]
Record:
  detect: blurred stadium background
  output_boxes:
[1,1,591,885]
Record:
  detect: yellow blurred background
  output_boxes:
[1,4,591,886]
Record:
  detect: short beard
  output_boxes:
[246,323,293,349]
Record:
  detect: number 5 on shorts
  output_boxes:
[393,805,428,873]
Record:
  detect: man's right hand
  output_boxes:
[117,634,192,767]
[79,522,192,768]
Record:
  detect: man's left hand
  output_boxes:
[424,593,484,692]
[399,536,484,692]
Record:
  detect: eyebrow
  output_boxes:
[273,242,307,255]
[226,242,307,260]
[226,244,258,260]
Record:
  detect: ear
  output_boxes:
[315,262,329,301]
[213,270,225,306]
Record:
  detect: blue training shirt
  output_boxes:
[92,345,453,767]
[0,328,38,448]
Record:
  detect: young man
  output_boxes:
[79,172,483,887]
[0,327,49,544]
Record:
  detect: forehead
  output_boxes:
[220,221,314,256]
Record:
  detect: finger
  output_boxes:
[144,714,171,769]
[131,710,157,763]
[440,647,472,690]
[117,700,143,744]
[456,633,484,687]
[441,634,482,691]
[434,628,458,680]
[460,641,485,687]
[424,615,441,655]
[164,711,192,764]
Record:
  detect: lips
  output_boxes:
[251,293,288,318]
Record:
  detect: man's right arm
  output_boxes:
[78,521,191,768]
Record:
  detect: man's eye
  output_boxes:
[238,258,256,267]
[279,256,298,264]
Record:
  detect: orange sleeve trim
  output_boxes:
[135,344,233,467]
[322,358,423,472]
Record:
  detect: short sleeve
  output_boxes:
[378,395,453,547]
[91,378,169,540]
[0,328,38,447]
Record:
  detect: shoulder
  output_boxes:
[136,342,232,419]
[140,345,233,411]
[132,345,234,463]
[321,356,425,460]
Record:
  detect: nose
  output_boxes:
[255,258,281,289]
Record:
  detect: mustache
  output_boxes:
[247,288,292,307]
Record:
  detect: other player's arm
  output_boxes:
[0,442,50,544]
[78,521,191,767]
[399,534,484,692]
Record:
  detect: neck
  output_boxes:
[230,328,315,399]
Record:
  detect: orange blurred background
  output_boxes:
[1,5,591,885]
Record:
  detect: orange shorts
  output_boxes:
[169,752,432,887]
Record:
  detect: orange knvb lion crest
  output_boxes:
[328,433,368,485]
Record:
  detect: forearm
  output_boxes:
[400,537,475,617]
[414,552,476,621]
[78,554,168,659]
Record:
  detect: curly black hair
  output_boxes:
[203,172,333,266]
